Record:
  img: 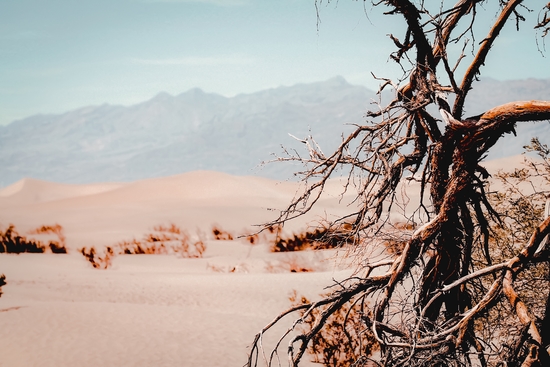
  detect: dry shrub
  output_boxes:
[118,223,205,258]
[210,224,280,245]
[29,224,68,253]
[290,291,379,367]
[245,233,259,244]
[118,238,159,254]
[271,232,313,252]
[212,226,234,240]
[206,223,351,253]
[211,225,264,244]
[80,246,114,269]
[0,274,6,298]
[239,224,280,245]
[0,225,45,253]
[242,224,281,245]
[48,242,67,254]
[80,223,206,269]
[0,224,68,254]
[271,224,354,253]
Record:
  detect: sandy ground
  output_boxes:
[0,156,537,366]
[0,249,350,367]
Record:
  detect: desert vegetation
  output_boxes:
[271,224,354,253]
[80,223,206,269]
[212,226,235,241]
[119,224,206,257]
[80,246,115,270]
[211,224,279,245]
[0,274,5,298]
[211,222,352,253]
[247,2,550,367]
[29,224,67,253]
[0,224,67,254]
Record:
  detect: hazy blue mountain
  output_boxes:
[1,76,549,187]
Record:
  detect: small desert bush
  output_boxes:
[80,246,114,269]
[117,224,206,257]
[240,224,281,245]
[29,224,68,253]
[290,291,379,366]
[0,274,6,298]
[81,223,206,269]
[118,237,170,255]
[271,224,354,253]
[205,223,352,252]
[0,224,68,254]
[0,225,45,253]
[244,233,259,244]
[211,226,234,241]
[211,225,263,244]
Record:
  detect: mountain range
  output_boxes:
[1,76,549,187]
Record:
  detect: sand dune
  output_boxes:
[0,171,296,207]
[0,170,359,249]
[0,177,124,205]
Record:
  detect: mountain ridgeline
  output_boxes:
[1,76,549,187]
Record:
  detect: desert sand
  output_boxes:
[0,156,536,366]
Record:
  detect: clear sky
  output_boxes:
[1,0,549,126]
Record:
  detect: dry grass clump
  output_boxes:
[0,224,67,254]
[80,223,206,269]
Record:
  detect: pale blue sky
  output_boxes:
[1,0,548,126]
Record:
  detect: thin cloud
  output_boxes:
[131,55,255,66]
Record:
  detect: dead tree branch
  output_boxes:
[248,1,550,366]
